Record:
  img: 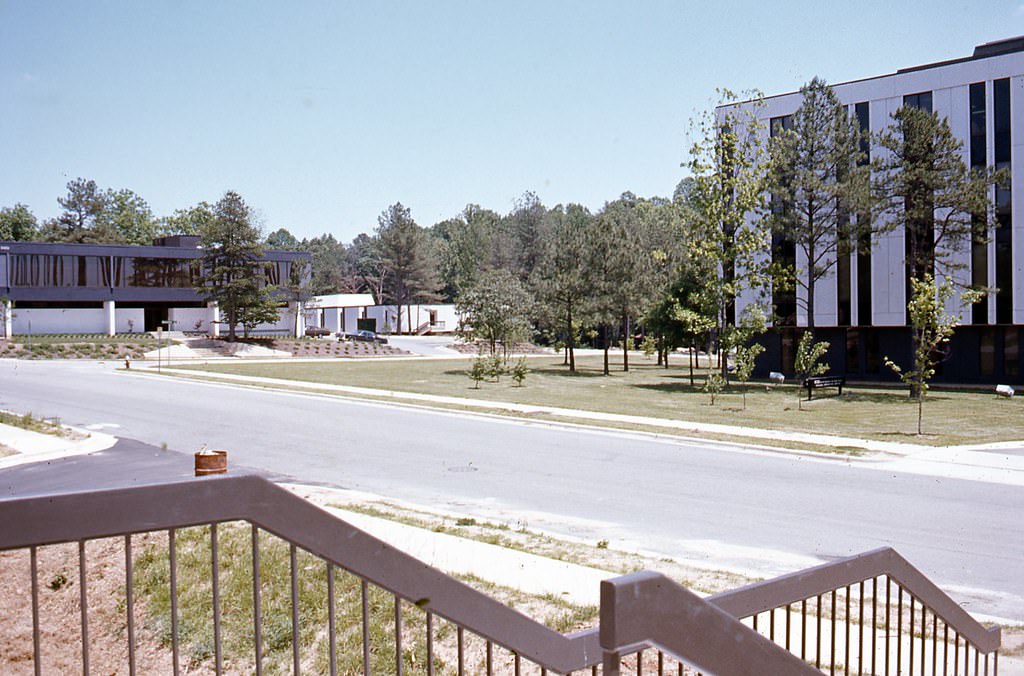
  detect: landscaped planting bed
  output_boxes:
[0,334,155,360]
[271,338,410,358]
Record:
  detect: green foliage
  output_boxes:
[376,203,442,333]
[194,191,276,341]
[703,372,726,405]
[531,204,593,372]
[884,274,968,434]
[794,331,830,383]
[768,77,870,328]
[486,353,505,381]
[686,91,773,376]
[510,357,529,387]
[265,227,299,249]
[468,353,488,388]
[0,203,39,241]
[160,201,215,237]
[874,106,1002,282]
[456,269,533,357]
[732,342,765,410]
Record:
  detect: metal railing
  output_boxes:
[0,474,1001,674]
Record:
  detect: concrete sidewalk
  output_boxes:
[147,364,1024,461]
[0,420,116,469]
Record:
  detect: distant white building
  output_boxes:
[304,295,458,335]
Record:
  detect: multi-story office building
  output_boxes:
[725,36,1024,384]
[0,235,310,337]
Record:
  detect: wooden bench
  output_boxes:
[802,375,845,400]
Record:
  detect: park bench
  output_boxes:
[802,375,845,400]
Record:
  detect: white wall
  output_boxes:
[12,308,107,334]
[365,304,459,333]
[115,308,145,334]
[168,307,210,333]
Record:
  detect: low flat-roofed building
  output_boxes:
[0,235,310,337]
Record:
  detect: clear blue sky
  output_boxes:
[2,1,1023,242]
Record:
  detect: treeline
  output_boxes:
[2,77,1002,382]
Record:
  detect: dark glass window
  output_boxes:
[10,254,86,287]
[865,330,880,374]
[1006,328,1020,379]
[903,91,933,112]
[770,115,796,326]
[994,78,1012,324]
[846,328,860,373]
[970,83,989,325]
[125,257,198,288]
[855,102,872,326]
[980,330,995,377]
[969,83,987,167]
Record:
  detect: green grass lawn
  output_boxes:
[176,354,1024,446]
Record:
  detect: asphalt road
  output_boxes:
[1,359,1022,620]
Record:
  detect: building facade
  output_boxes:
[0,235,310,337]
[726,36,1024,385]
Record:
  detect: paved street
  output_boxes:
[1,358,1022,620]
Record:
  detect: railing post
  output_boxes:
[602,650,621,676]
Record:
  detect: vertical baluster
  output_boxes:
[457,626,464,676]
[872,577,878,676]
[925,606,933,671]
[770,607,775,642]
[859,581,865,676]
[898,587,904,676]
[845,585,851,676]
[426,612,434,676]
[954,631,959,676]
[816,594,822,670]
[327,564,336,676]
[211,525,222,676]
[913,598,921,676]
[124,535,136,675]
[658,649,664,675]
[753,613,758,632]
[30,545,41,676]
[831,589,837,675]
[395,597,403,676]
[79,540,91,676]
[886,578,891,676]
[931,612,937,676]
[786,603,792,652]
[944,624,949,676]
[513,651,520,676]
[169,531,178,676]
[290,544,300,676]
[252,526,263,676]
[638,648,644,675]
[486,640,493,675]
[973,647,979,676]
[361,581,370,675]
[802,598,807,661]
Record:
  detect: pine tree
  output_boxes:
[194,191,277,341]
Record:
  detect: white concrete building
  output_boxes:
[721,36,1024,384]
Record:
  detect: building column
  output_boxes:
[1,298,12,339]
[103,300,116,337]
[289,301,305,337]
[208,302,220,338]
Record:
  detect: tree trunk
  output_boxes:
[656,336,663,366]
[567,303,575,373]
[917,396,923,435]
[689,340,695,386]
[603,324,610,376]
[622,314,630,372]
[396,302,403,334]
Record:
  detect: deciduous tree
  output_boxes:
[0,204,38,241]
